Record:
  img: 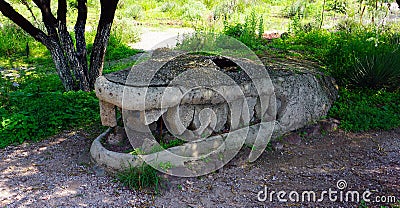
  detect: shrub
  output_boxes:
[0,74,100,148]
[180,0,208,21]
[159,2,176,12]
[350,49,400,90]
[323,28,400,89]
[326,0,347,14]
[284,0,308,18]
[223,11,265,50]
[124,5,144,20]
[328,88,400,132]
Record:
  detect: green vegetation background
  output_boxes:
[1,0,400,148]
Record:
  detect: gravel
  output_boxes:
[1,127,399,207]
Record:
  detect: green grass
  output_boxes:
[117,163,162,193]
[329,89,400,132]
[1,0,400,149]
[0,71,100,148]
[0,19,140,148]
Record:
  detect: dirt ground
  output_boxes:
[1,124,399,207]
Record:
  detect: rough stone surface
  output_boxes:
[270,70,338,137]
[99,100,117,127]
[90,129,143,171]
[163,105,194,135]
[192,104,228,134]
[94,54,338,164]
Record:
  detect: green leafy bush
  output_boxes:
[0,74,100,148]
[159,2,176,12]
[329,89,400,132]
[271,25,400,90]
[284,0,309,18]
[323,28,400,89]
[180,0,208,21]
[124,5,144,20]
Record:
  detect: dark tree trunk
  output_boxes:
[88,0,119,88]
[0,0,119,91]
[75,0,89,78]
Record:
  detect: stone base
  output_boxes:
[90,122,275,175]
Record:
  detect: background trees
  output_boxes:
[0,0,119,91]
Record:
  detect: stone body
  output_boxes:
[92,54,338,172]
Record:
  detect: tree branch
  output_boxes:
[20,0,38,24]
[32,0,58,36]
[88,0,119,87]
[0,0,47,44]
[57,0,67,23]
[75,0,88,77]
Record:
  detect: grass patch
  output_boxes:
[117,163,162,193]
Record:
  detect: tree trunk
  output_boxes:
[88,0,119,88]
[0,0,119,91]
[42,34,77,91]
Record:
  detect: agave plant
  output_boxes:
[350,48,400,90]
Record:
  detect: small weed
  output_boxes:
[223,11,266,50]
[158,161,173,172]
[160,138,186,149]
[117,163,162,194]
[177,184,183,190]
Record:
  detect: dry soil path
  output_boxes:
[1,127,399,207]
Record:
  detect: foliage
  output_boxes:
[350,49,400,90]
[0,72,100,148]
[0,23,32,57]
[326,0,347,14]
[180,0,208,21]
[117,163,162,193]
[124,5,144,20]
[284,0,309,18]
[328,88,400,132]
[160,138,186,149]
[270,24,400,90]
[223,11,266,50]
[323,27,400,89]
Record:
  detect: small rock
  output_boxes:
[93,165,106,177]
[320,118,340,132]
[271,141,284,151]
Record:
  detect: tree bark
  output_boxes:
[57,0,90,91]
[75,0,89,78]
